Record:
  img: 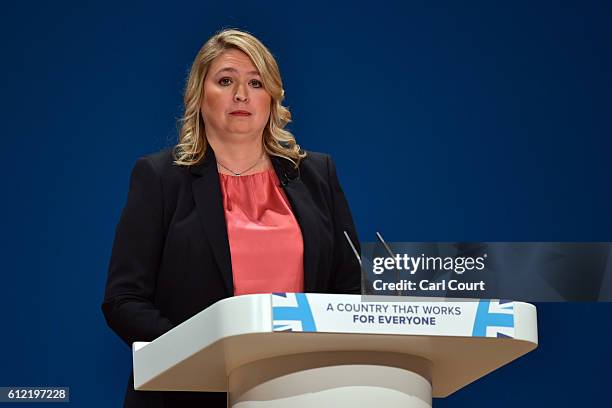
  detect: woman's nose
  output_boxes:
[234,84,248,103]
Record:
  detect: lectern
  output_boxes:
[133,293,538,407]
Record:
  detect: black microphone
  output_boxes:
[280,174,289,186]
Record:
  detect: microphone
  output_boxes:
[375,232,401,296]
[375,231,395,258]
[343,230,361,267]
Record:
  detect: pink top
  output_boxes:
[219,169,304,296]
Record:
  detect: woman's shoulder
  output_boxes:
[298,150,339,179]
[130,148,194,199]
[302,150,329,162]
[299,150,331,169]
[134,147,197,181]
[139,147,177,174]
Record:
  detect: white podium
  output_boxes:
[132,294,538,407]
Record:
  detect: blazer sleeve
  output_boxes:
[326,155,362,294]
[101,157,174,347]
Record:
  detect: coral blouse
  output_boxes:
[218,169,304,296]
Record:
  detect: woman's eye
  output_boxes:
[218,77,232,86]
[250,79,263,88]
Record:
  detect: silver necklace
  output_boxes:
[217,152,264,176]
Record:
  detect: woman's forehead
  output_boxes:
[210,49,260,75]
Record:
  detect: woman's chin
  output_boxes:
[225,126,264,137]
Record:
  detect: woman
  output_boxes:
[102,29,361,407]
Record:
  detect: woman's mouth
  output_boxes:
[229,110,252,116]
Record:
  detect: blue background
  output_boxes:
[1,0,610,406]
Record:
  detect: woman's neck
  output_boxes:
[208,136,271,175]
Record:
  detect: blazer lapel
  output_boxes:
[190,148,234,295]
[271,155,320,293]
[189,150,320,296]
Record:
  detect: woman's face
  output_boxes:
[200,48,272,142]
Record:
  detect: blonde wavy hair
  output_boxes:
[174,28,305,167]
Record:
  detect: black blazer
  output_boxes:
[101,147,361,407]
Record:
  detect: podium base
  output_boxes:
[229,352,432,408]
